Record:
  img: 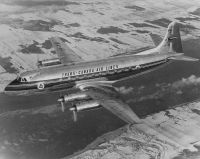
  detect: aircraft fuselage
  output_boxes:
[4,51,169,93]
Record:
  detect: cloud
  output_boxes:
[171,75,200,89]
[127,74,200,104]
[117,86,134,95]
[127,91,162,103]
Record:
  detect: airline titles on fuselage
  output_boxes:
[62,64,119,78]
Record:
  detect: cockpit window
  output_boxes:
[17,77,22,82]
[17,77,27,82]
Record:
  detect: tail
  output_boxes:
[155,21,198,61]
[156,21,182,53]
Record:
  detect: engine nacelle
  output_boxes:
[63,92,88,102]
[38,58,61,67]
[70,101,100,112]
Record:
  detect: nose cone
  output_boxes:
[4,79,19,92]
[4,78,39,94]
[4,82,14,92]
[4,84,10,91]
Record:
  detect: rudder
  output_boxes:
[170,22,183,53]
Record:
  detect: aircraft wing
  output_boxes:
[50,37,83,64]
[76,81,141,124]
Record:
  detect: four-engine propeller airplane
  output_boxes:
[4,22,199,123]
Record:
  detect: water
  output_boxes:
[0,38,200,159]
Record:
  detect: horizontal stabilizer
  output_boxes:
[168,53,199,61]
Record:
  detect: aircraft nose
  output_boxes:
[4,79,19,92]
[4,83,12,91]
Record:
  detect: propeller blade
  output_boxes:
[61,101,65,112]
[73,110,78,122]
[57,95,65,112]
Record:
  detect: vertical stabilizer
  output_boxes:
[155,21,198,61]
[156,21,183,54]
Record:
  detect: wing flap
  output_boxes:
[50,37,83,64]
[100,99,141,124]
[84,86,141,124]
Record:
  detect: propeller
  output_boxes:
[57,95,65,112]
[69,106,78,122]
[57,93,78,122]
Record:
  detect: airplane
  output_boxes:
[4,22,199,123]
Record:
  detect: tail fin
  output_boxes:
[156,21,183,54]
[156,21,198,61]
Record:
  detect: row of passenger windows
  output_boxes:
[62,65,119,78]
[62,67,129,79]
[63,67,117,78]
[62,60,165,79]
[62,69,101,77]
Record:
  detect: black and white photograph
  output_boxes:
[0,0,200,159]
